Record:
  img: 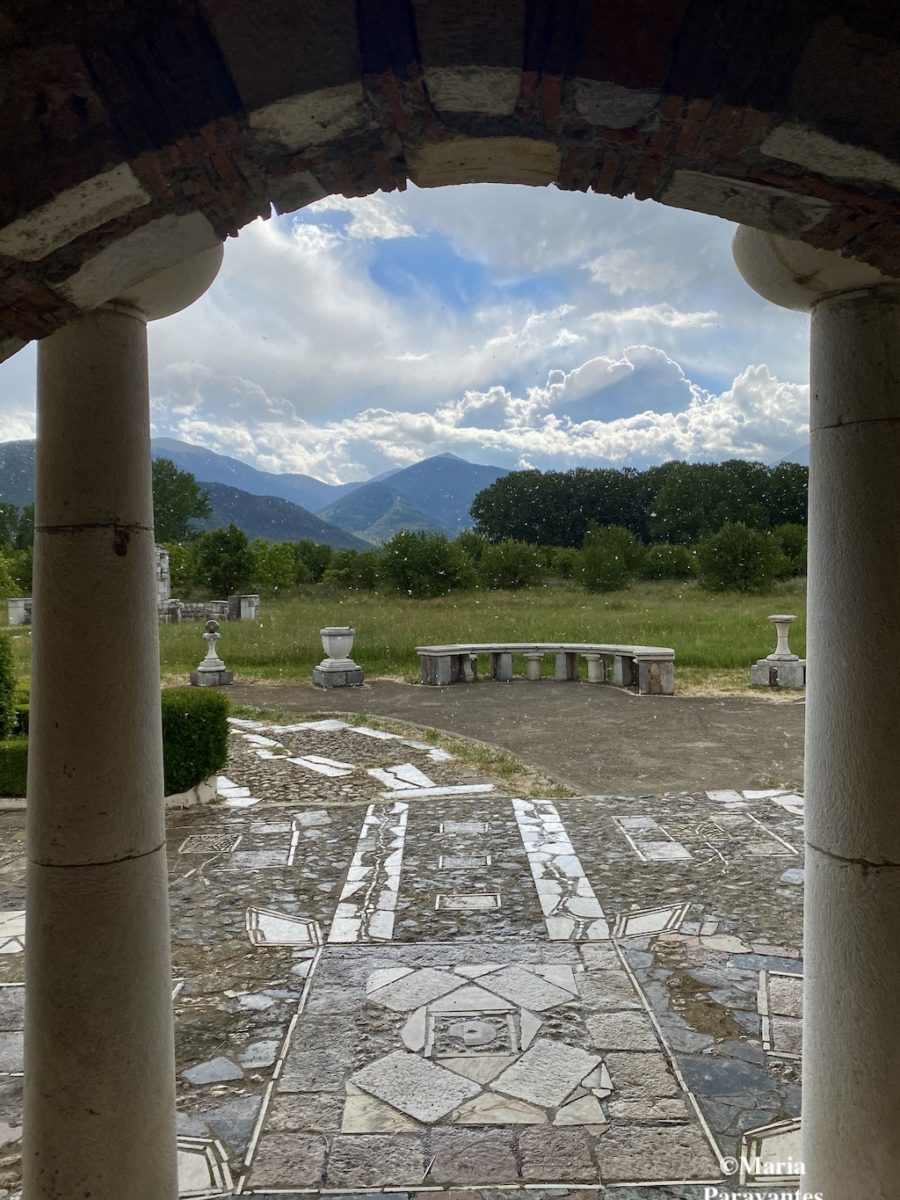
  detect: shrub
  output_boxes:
[161,687,230,795]
[696,522,790,592]
[12,680,28,736]
[380,530,475,599]
[771,523,808,576]
[0,635,16,740]
[454,530,487,563]
[641,542,696,581]
[548,546,580,580]
[477,540,543,590]
[321,549,381,590]
[576,525,645,593]
[0,738,27,797]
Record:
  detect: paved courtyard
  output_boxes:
[0,710,805,1198]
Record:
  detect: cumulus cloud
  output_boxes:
[0,181,813,480]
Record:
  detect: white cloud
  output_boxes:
[0,181,813,483]
[310,194,417,241]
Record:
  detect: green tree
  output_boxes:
[380,530,474,598]
[162,542,193,596]
[640,542,696,580]
[252,539,296,594]
[152,457,211,543]
[321,548,380,590]
[696,523,789,592]
[294,540,333,583]
[576,525,645,593]
[13,504,33,550]
[477,540,543,590]
[190,524,255,596]
[0,505,19,548]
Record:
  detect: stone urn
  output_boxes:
[314,626,364,688]
[320,626,356,660]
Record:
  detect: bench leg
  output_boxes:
[524,653,544,681]
[585,653,606,683]
[637,660,674,695]
[611,654,636,687]
[554,651,578,681]
[492,651,513,682]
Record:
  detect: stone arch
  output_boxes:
[1,3,898,360]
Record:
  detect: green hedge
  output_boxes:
[0,738,28,797]
[0,688,230,797]
[161,687,230,795]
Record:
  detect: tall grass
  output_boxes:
[158,580,807,683]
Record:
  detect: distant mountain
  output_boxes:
[151,437,363,511]
[0,439,510,540]
[192,483,369,548]
[327,453,509,535]
[318,481,444,543]
[0,440,35,507]
[780,445,809,466]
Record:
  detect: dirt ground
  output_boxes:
[228,678,805,796]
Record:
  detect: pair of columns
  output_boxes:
[21,225,900,1199]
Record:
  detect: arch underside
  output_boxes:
[1,1,899,359]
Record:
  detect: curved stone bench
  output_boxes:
[416,642,675,695]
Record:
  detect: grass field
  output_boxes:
[155,579,807,693]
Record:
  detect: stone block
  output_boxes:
[555,651,578,681]
[325,1133,425,1188]
[313,663,364,688]
[750,659,806,687]
[518,1127,596,1181]
[428,1128,517,1185]
[610,654,635,688]
[491,651,513,682]
[190,668,233,687]
[637,658,675,695]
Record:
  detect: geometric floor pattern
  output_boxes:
[0,717,804,1198]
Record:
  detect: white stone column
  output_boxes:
[25,247,222,1199]
[734,227,900,1199]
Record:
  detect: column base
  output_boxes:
[313,662,365,688]
[750,659,806,687]
[190,669,234,687]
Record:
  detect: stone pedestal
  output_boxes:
[313,626,364,687]
[313,659,365,687]
[750,612,806,687]
[750,659,806,687]
[190,620,233,687]
[734,225,900,1200]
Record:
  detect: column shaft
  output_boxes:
[24,305,178,1198]
[803,287,900,1198]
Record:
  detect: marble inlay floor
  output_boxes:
[0,716,805,1199]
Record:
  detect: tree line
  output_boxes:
[0,457,810,603]
[470,460,807,546]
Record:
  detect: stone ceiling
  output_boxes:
[0,1,898,358]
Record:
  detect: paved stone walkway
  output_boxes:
[0,714,804,1198]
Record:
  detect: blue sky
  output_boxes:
[0,183,812,482]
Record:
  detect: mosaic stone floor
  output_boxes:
[0,717,806,1199]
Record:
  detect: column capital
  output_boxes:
[732,225,898,311]
[115,242,223,321]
